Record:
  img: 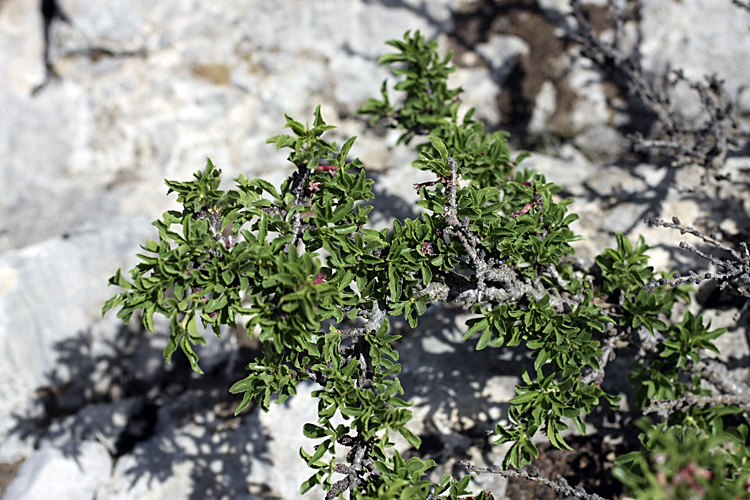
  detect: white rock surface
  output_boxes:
[640,0,750,112]
[2,441,112,500]
[0,219,153,462]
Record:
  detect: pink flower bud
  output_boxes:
[315,164,338,176]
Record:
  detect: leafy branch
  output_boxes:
[102,27,750,500]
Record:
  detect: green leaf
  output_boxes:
[534,348,550,372]
[142,302,156,333]
[397,426,421,449]
[456,474,471,492]
[101,294,124,316]
[250,178,281,199]
[331,199,354,224]
[463,317,488,340]
[307,439,329,465]
[142,239,159,252]
[476,327,492,350]
[427,135,448,159]
[339,135,357,164]
[300,471,323,495]
[180,335,204,374]
[510,390,538,405]
[303,423,328,439]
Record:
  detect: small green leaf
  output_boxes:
[509,391,539,405]
[303,423,328,439]
[476,327,492,350]
[396,426,421,449]
[339,136,357,164]
[307,439,329,465]
[180,335,204,374]
[142,302,156,333]
[427,135,448,159]
[300,471,323,495]
[534,348,550,372]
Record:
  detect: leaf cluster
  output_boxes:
[359,30,461,145]
[614,417,750,500]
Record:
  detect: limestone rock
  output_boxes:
[2,441,112,500]
[0,219,153,462]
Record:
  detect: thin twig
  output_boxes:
[642,217,750,298]
[646,392,750,421]
[460,461,610,500]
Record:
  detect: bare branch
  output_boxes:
[642,218,750,298]
[646,392,750,421]
[570,0,742,179]
[460,461,610,500]
[689,359,750,405]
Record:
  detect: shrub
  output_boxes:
[103,26,750,500]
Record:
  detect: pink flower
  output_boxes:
[312,273,326,285]
[511,202,534,218]
[315,164,338,176]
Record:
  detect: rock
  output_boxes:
[0,219,153,462]
[41,399,141,455]
[475,34,530,84]
[528,80,557,135]
[96,387,314,500]
[640,0,750,114]
[1,441,112,500]
[1,0,461,253]
[0,0,45,93]
[522,142,597,197]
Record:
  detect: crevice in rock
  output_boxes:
[448,0,660,163]
[450,0,574,147]
[60,45,148,63]
[113,401,159,457]
[33,0,69,95]
[32,0,147,96]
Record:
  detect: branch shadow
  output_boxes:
[5,321,275,500]
[365,170,424,225]
[391,306,530,461]
[389,303,632,499]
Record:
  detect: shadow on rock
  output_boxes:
[5,321,276,500]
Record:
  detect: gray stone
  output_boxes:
[475,34,530,84]
[640,0,750,113]
[522,143,597,197]
[96,387,318,500]
[528,80,557,135]
[1,0,461,253]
